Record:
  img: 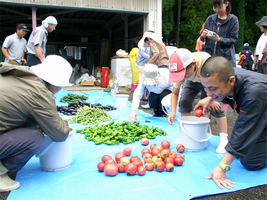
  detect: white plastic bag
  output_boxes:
[110,80,119,96]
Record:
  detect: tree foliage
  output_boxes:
[162,0,267,52]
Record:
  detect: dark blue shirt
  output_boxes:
[222,68,267,158]
[240,49,253,64]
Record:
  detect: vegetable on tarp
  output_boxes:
[69,106,112,125]
[60,93,88,103]
[76,120,167,145]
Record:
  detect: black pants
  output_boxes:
[0,128,44,171]
[241,62,251,70]
[240,126,267,171]
[26,54,41,67]
[148,89,172,113]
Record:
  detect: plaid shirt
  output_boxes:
[148,40,169,67]
[200,13,239,67]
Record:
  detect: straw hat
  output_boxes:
[30,55,73,87]
[139,64,161,85]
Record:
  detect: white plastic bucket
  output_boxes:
[177,116,211,152]
[36,128,74,171]
[114,94,129,108]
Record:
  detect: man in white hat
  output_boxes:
[253,16,267,74]
[26,16,58,67]
[0,55,72,192]
[168,49,228,154]
[1,24,30,65]
[129,64,173,120]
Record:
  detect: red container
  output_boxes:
[100,67,109,87]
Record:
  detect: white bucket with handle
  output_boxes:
[114,94,129,109]
[36,128,74,171]
[178,116,211,152]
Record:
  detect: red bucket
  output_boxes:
[100,67,109,87]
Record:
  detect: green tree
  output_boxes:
[162,0,177,40]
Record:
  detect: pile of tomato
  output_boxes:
[97,139,185,177]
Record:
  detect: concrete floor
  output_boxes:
[1,85,266,200]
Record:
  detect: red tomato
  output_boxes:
[117,162,126,173]
[164,157,174,164]
[97,162,105,172]
[125,163,137,175]
[194,106,203,117]
[174,157,184,166]
[166,163,174,172]
[161,140,171,149]
[102,155,112,163]
[145,162,155,171]
[154,145,163,152]
[115,152,125,163]
[105,159,116,165]
[143,153,152,159]
[169,151,178,159]
[141,138,149,146]
[155,160,165,172]
[141,148,151,155]
[123,148,131,156]
[160,149,170,159]
[176,144,185,153]
[119,157,130,165]
[176,154,183,159]
[130,156,141,163]
[104,164,118,176]
[132,160,143,168]
[137,166,146,176]
[150,144,156,151]
[151,148,161,156]
[144,157,153,163]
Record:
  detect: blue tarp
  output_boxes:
[8,90,267,200]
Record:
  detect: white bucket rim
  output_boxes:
[114,94,129,98]
[178,116,210,124]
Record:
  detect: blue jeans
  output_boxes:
[0,128,44,171]
[26,54,41,67]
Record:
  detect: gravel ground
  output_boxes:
[1,87,266,200]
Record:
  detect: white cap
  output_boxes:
[30,55,73,87]
[139,64,162,85]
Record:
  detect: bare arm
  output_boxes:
[1,46,11,61]
[34,44,45,62]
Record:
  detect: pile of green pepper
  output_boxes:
[60,93,88,103]
[76,120,167,145]
[69,106,112,125]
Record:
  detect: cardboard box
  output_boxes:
[94,80,100,86]
[80,79,95,86]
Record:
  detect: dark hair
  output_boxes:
[201,56,234,83]
[132,39,139,48]
[211,0,232,14]
[243,46,251,50]
[144,30,155,42]
[186,62,193,69]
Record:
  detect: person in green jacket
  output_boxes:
[0,55,73,192]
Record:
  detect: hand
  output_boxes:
[202,29,208,38]
[59,113,68,121]
[205,165,235,189]
[21,58,26,65]
[208,100,221,113]
[194,97,212,114]
[207,31,221,41]
[129,110,137,122]
[168,112,176,125]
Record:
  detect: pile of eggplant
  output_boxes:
[57,101,116,116]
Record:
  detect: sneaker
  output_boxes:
[141,103,150,109]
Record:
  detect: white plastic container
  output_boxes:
[114,94,129,109]
[177,116,211,152]
[36,128,74,171]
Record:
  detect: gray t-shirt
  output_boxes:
[26,25,48,57]
[2,33,27,64]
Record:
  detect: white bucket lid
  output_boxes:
[178,116,210,124]
[114,94,129,98]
